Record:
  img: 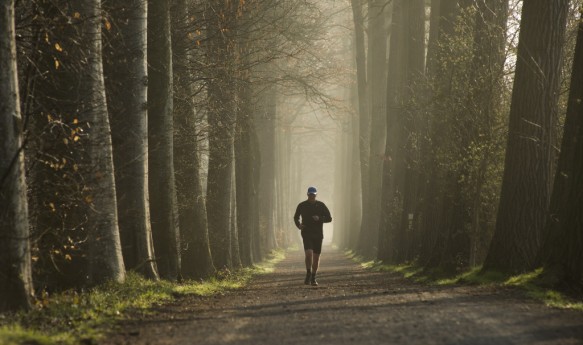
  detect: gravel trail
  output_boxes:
[101,247,583,345]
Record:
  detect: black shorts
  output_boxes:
[301,234,323,254]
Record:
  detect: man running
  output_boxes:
[293,186,332,286]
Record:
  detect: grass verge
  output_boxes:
[345,250,583,311]
[0,249,286,345]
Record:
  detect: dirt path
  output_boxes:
[102,247,583,345]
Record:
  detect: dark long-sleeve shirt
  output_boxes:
[293,200,332,238]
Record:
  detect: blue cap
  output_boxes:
[307,186,317,195]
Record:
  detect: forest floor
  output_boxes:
[99,247,583,345]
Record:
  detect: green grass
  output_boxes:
[346,250,583,311]
[0,250,286,345]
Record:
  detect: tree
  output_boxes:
[416,0,460,267]
[104,0,159,280]
[76,0,126,285]
[171,0,215,279]
[205,0,237,269]
[148,0,181,280]
[378,0,407,263]
[463,0,509,266]
[0,0,34,311]
[358,0,387,257]
[378,0,425,263]
[234,35,260,265]
[483,0,570,273]
[537,11,583,287]
[349,0,368,250]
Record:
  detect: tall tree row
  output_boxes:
[339,0,583,285]
[1,0,337,312]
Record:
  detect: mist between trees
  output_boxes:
[1,0,582,313]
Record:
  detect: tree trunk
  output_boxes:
[350,0,369,253]
[72,0,127,286]
[378,0,406,263]
[0,0,34,311]
[205,0,237,269]
[483,0,569,273]
[417,0,456,267]
[171,0,215,279]
[235,69,257,266]
[230,163,242,268]
[465,0,509,266]
[148,0,181,280]
[256,85,278,257]
[251,122,263,261]
[537,16,583,287]
[398,0,425,263]
[104,0,159,280]
[378,0,426,264]
[358,0,387,257]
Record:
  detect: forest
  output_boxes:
[1,0,583,318]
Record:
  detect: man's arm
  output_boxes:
[321,202,332,223]
[293,203,303,229]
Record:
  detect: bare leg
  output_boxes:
[312,253,320,274]
[304,250,313,271]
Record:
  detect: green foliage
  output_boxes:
[0,250,285,345]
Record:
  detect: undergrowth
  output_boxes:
[345,250,583,311]
[0,249,285,345]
